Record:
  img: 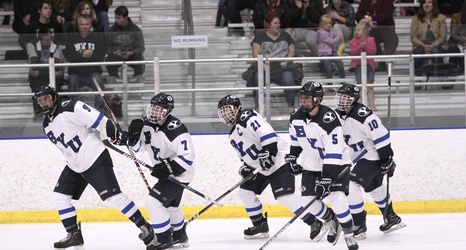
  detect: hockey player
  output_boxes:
[34,85,154,249]
[126,93,194,250]
[287,81,358,250]
[335,83,406,239]
[217,94,328,242]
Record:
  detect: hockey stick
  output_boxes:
[258,165,350,250]
[102,140,223,207]
[383,63,393,223]
[92,77,151,192]
[185,167,262,226]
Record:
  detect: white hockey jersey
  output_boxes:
[289,105,351,172]
[42,100,108,173]
[339,103,392,163]
[131,115,195,183]
[228,109,288,176]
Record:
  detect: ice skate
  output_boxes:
[353,220,367,240]
[139,221,155,245]
[325,210,342,246]
[380,213,406,234]
[344,233,359,250]
[172,223,189,249]
[309,219,328,242]
[146,235,173,250]
[244,213,269,239]
[54,222,84,250]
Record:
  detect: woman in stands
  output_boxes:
[70,1,104,33]
[410,0,448,78]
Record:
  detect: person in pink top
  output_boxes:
[349,23,377,111]
[313,15,345,91]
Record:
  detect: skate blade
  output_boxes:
[382,222,407,234]
[172,242,190,249]
[354,232,366,240]
[54,245,84,250]
[244,232,270,239]
[329,227,343,246]
[311,226,329,242]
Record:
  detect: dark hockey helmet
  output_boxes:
[299,81,324,113]
[34,85,59,115]
[336,84,360,111]
[147,93,174,124]
[217,94,242,126]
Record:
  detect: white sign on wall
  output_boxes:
[171,35,208,48]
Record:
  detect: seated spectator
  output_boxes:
[93,0,113,32]
[250,14,301,114]
[447,1,466,69]
[27,28,64,120]
[285,0,325,56]
[252,0,289,30]
[349,23,377,111]
[65,14,106,112]
[105,6,145,84]
[313,15,346,90]
[215,0,229,28]
[410,0,448,77]
[12,0,41,50]
[356,0,399,72]
[52,0,73,33]
[1,0,12,25]
[70,1,104,33]
[325,0,356,45]
[227,0,258,36]
[28,0,65,47]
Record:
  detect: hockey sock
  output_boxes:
[167,206,185,232]
[106,193,145,227]
[54,192,78,232]
[250,213,266,226]
[302,212,316,225]
[352,210,366,226]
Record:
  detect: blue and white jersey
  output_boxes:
[131,115,195,183]
[228,109,288,176]
[340,103,392,163]
[289,105,351,172]
[42,100,108,173]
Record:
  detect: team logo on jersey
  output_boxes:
[357,107,371,117]
[167,120,181,130]
[240,110,252,121]
[323,111,336,123]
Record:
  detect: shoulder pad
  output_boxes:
[160,115,189,142]
[236,109,256,127]
[289,107,306,123]
[317,106,341,134]
[348,103,373,124]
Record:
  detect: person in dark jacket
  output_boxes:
[12,0,41,50]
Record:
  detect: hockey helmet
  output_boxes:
[34,85,59,115]
[299,81,324,113]
[217,94,242,126]
[147,93,174,124]
[335,84,360,111]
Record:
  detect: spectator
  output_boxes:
[51,0,73,33]
[1,0,12,25]
[349,23,377,111]
[92,0,113,32]
[28,0,65,47]
[250,15,300,114]
[105,6,146,84]
[325,0,356,45]
[252,0,289,30]
[410,0,448,77]
[356,0,399,72]
[65,14,107,112]
[27,28,65,120]
[313,15,346,90]
[70,1,104,33]
[215,0,229,28]
[285,0,325,56]
[12,0,41,50]
[227,0,258,36]
[447,1,466,69]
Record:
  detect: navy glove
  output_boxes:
[257,150,274,170]
[111,129,128,146]
[315,177,332,200]
[128,118,144,146]
[238,164,256,180]
[151,158,173,180]
[285,154,302,175]
[381,156,396,177]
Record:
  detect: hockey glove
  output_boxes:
[238,164,256,180]
[111,129,128,146]
[257,150,274,171]
[380,156,396,177]
[128,118,145,146]
[151,158,173,181]
[285,154,302,175]
[315,177,332,200]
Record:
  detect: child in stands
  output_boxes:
[349,23,377,111]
